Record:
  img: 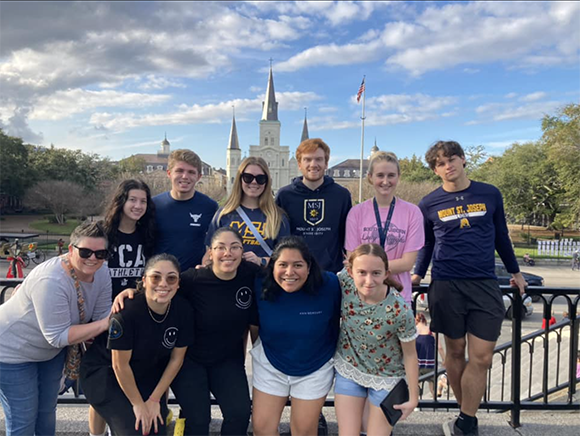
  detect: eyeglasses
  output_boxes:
[146,274,179,285]
[73,245,109,260]
[241,173,268,185]
[212,245,243,254]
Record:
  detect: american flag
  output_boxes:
[356,77,365,103]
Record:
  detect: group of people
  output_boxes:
[0,138,525,436]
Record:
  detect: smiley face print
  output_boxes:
[235,286,252,310]
[162,327,178,349]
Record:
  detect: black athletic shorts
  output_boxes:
[428,279,504,342]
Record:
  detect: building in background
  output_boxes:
[227,65,304,193]
[326,139,380,185]
[132,134,215,177]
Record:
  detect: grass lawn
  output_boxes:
[29,219,80,235]
[510,246,570,260]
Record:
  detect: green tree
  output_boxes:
[464,144,488,175]
[26,145,115,191]
[115,155,147,175]
[0,129,31,200]
[399,154,437,183]
[541,103,580,228]
[491,141,563,227]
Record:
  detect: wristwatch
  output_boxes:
[260,257,267,267]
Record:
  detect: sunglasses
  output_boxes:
[146,274,179,285]
[73,245,109,260]
[241,173,268,185]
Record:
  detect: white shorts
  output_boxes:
[250,339,334,400]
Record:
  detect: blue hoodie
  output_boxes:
[276,176,352,273]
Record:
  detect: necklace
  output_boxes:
[147,301,171,324]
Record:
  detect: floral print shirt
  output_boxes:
[335,269,417,390]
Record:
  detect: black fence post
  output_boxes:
[568,303,579,402]
[509,289,522,428]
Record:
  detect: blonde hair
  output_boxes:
[347,243,403,292]
[219,156,285,240]
[168,149,202,173]
[367,151,400,180]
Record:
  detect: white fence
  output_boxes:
[537,239,580,257]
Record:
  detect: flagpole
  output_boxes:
[359,76,366,204]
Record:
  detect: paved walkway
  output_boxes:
[1,405,579,435]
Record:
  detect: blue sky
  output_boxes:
[1,1,578,169]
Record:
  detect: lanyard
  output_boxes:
[373,197,396,249]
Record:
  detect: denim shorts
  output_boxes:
[333,371,390,408]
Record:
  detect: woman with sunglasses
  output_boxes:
[114,227,261,436]
[80,254,193,436]
[205,156,290,267]
[0,221,113,436]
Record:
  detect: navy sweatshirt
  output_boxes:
[275,176,352,273]
[414,180,520,280]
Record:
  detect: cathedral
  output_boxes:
[226,66,307,193]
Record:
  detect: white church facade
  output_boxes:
[226,66,307,193]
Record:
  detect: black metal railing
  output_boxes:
[0,278,21,304]
[413,285,580,428]
[1,280,579,427]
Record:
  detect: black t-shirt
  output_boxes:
[107,230,147,299]
[81,292,194,395]
[179,260,260,365]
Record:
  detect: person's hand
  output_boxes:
[510,272,527,296]
[242,251,262,266]
[411,274,423,285]
[145,398,164,434]
[112,288,136,313]
[132,402,152,436]
[393,397,418,421]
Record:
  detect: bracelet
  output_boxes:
[148,396,160,403]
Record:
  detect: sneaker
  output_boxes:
[442,418,479,436]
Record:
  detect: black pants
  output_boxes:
[171,355,251,436]
[81,367,168,436]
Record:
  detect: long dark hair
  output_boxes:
[262,236,324,301]
[103,179,155,257]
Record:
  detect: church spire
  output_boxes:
[228,107,240,150]
[301,107,309,143]
[261,61,279,121]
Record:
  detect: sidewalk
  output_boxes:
[1,405,578,435]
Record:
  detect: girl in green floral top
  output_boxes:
[334,243,419,436]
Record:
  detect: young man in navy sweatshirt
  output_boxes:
[276,138,352,274]
[412,140,525,436]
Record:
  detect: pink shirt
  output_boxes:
[345,197,425,302]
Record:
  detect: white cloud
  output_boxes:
[470,99,564,124]
[31,89,171,121]
[519,91,547,102]
[312,93,457,130]
[138,75,186,91]
[276,40,383,72]
[275,2,579,74]
[88,91,320,133]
